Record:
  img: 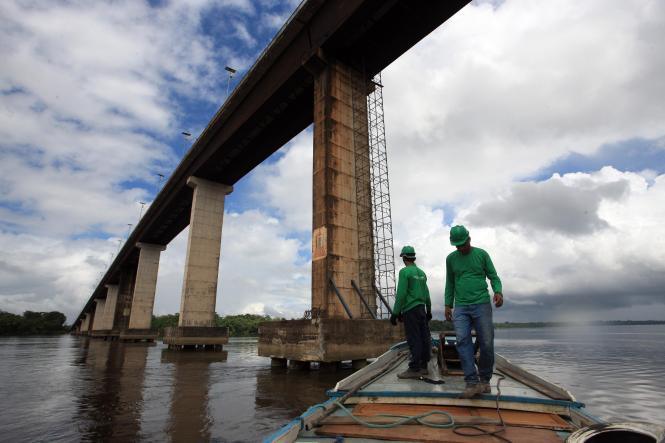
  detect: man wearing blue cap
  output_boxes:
[445,225,503,398]
[390,245,432,379]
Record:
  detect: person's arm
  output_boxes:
[424,274,432,320]
[393,268,406,316]
[444,256,455,307]
[484,251,503,307]
[444,256,454,321]
[484,251,502,294]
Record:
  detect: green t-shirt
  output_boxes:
[393,264,431,315]
[445,247,502,307]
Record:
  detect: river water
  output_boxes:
[0,324,663,442]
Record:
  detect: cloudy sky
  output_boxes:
[1,0,664,324]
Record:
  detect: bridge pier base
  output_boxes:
[162,326,229,351]
[258,319,403,367]
[119,328,159,342]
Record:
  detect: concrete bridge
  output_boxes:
[73,0,469,357]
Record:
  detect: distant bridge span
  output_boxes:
[73,0,469,346]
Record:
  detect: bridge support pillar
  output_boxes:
[91,284,119,339]
[311,57,375,319]
[258,57,392,365]
[89,299,106,336]
[120,243,166,342]
[80,313,90,336]
[163,176,232,350]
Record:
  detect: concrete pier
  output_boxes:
[90,284,119,338]
[120,243,165,342]
[114,266,136,334]
[258,318,404,364]
[80,313,90,336]
[90,299,106,336]
[163,176,232,350]
[311,58,375,319]
[258,58,397,365]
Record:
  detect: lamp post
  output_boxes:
[138,201,146,221]
[225,66,237,98]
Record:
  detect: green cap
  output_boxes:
[399,245,416,258]
[450,225,470,246]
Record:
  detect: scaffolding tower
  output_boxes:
[352,67,377,319]
[367,73,396,318]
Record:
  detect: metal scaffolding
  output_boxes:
[351,67,377,319]
[367,73,396,318]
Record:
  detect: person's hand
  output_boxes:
[426,309,432,322]
[390,314,398,326]
[445,306,453,321]
[494,292,503,308]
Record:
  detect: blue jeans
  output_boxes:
[453,302,494,385]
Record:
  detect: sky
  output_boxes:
[1,0,664,324]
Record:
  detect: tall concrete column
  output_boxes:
[100,284,119,332]
[178,177,232,327]
[114,266,136,332]
[92,299,106,332]
[128,243,166,330]
[81,314,90,335]
[312,57,375,319]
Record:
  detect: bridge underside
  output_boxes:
[72,0,470,357]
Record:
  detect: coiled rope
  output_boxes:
[331,373,512,443]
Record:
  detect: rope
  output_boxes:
[329,373,513,443]
[452,373,512,443]
[332,400,456,429]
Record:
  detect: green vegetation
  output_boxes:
[0,310,68,335]
[151,313,283,337]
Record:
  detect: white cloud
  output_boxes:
[382,0,665,220]
[251,130,313,232]
[153,209,310,321]
[2,0,665,324]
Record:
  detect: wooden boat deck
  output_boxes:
[267,340,597,443]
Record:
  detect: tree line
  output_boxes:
[0,311,68,335]
[152,313,283,337]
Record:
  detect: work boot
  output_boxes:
[460,383,484,399]
[480,382,491,393]
[419,367,429,376]
[397,369,422,379]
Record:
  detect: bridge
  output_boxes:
[73,0,469,360]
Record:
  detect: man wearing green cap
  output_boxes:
[445,225,503,398]
[390,245,432,379]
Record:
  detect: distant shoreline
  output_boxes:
[493,320,665,329]
[428,319,665,331]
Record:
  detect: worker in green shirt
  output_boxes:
[390,246,432,379]
[445,225,503,398]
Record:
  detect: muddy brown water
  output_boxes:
[0,325,663,442]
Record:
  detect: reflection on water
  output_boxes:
[162,349,226,442]
[0,325,663,442]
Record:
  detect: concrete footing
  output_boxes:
[271,357,287,368]
[288,360,311,370]
[162,326,229,350]
[258,318,404,365]
[89,329,113,338]
[119,328,158,342]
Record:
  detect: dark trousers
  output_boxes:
[403,305,431,370]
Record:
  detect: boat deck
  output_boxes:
[356,356,552,400]
[272,341,592,443]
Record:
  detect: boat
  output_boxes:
[264,333,665,443]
